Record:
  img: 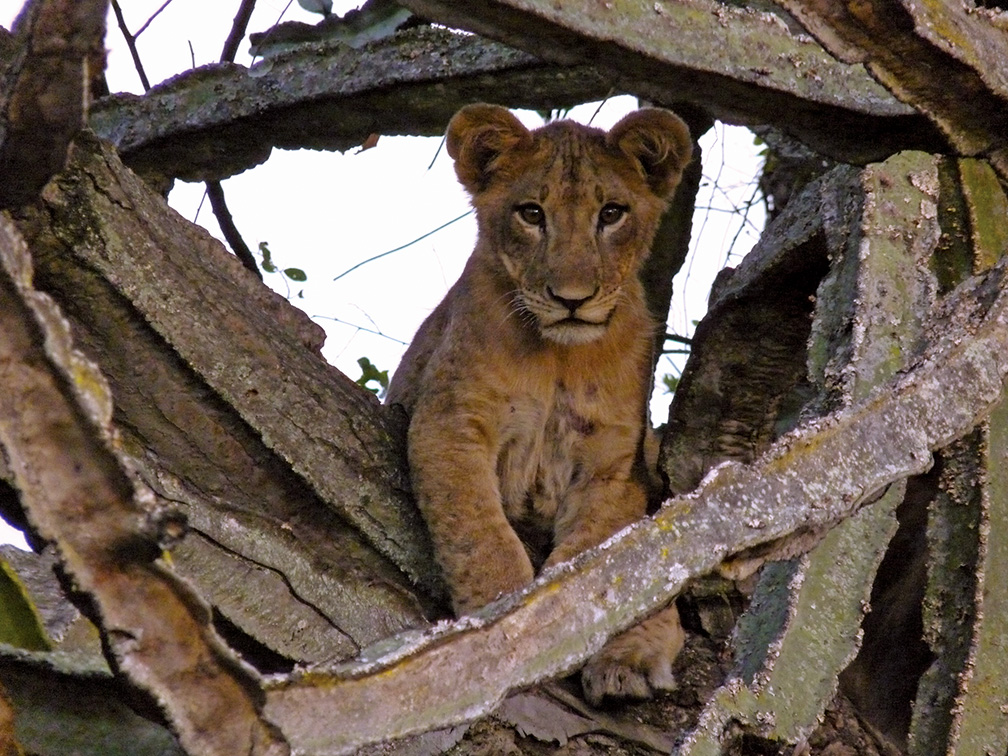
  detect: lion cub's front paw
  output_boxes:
[580,603,684,706]
[581,654,675,706]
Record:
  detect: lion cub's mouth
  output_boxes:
[539,313,612,345]
[514,287,617,345]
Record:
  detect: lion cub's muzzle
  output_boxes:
[523,283,617,345]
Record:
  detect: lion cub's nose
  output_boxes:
[547,285,598,315]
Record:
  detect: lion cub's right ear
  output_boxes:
[446,104,532,194]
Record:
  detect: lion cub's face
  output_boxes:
[447,105,692,345]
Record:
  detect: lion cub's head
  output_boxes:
[447,104,692,346]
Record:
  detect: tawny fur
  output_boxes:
[387,104,692,704]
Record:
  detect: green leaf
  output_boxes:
[283,267,307,282]
[661,374,680,394]
[355,357,389,395]
[0,558,51,651]
[258,241,276,273]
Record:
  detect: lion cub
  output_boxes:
[386,104,693,704]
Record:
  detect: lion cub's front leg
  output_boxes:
[545,476,684,705]
[408,399,535,614]
[581,604,685,706]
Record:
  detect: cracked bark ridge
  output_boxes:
[900,159,1008,755]
[681,151,947,752]
[400,0,946,162]
[0,0,107,208]
[0,214,288,756]
[661,162,853,495]
[12,132,436,661]
[87,25,611,183]
[778,0,1008,181]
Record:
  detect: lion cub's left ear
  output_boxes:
[608,109,693,198]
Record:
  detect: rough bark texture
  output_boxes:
[3,1,1008,755]
[87,26,612,183]
[777,0,1008,181]
[0,0,107,207]
[12,131,438,650]
[0,214,289,756]
[263,242,1008,753]
[399,0,947,161]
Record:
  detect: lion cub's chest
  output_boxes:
[495,383,601,551]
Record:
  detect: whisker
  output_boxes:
[493,289,531,335]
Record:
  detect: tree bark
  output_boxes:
[3,2,1008,754]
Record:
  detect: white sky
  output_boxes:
[0,1,766,549]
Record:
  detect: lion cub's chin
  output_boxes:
[541,320,608,345]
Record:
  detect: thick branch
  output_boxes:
[0,213,288,756]
[13,131,443,600]
[399,0,945,161]
[778,0,1008,181]
[262,250,1008,754]
[85,6,956,184]
[87,26,611,182]
[0,0,108,208]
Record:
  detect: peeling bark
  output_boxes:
[13,131,442,602]
[2,1,1008,753]
[778,0,1008,181]
[263,246,1008,752]
[0,0,107,208]
[400,0,945,161]
[10,133,436,665]
[682,150,947,752]
[87,26,611,183]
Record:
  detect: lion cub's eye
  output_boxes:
[515,203,545,227]
[598,203,627,228]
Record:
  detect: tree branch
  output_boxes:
[0,214,289,756]
[108,0,151,91]
[0,0,108,208]
[778,0,1008,182]
[262,248,1008,753]
[205,179,262,278]
[220,0,257,64]
[15,131,443,600]
[87,10,947,185]
[88,26,612,182]
[399,0,945,160]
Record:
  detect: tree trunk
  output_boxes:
[2,0,1008,754]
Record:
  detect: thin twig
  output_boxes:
[193,189,207,224]
[134,0,175,38]
[251,0,295,65]
[202,2,261,288]
[426,135,446,171]
[665,332,693,346]
[221,0,258,63]
[109,0,151,91]
[205,181,262,279]
[312,315,408,346]
[586,89,616,125]
[333,210,473,282]
[723,179,763,264]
